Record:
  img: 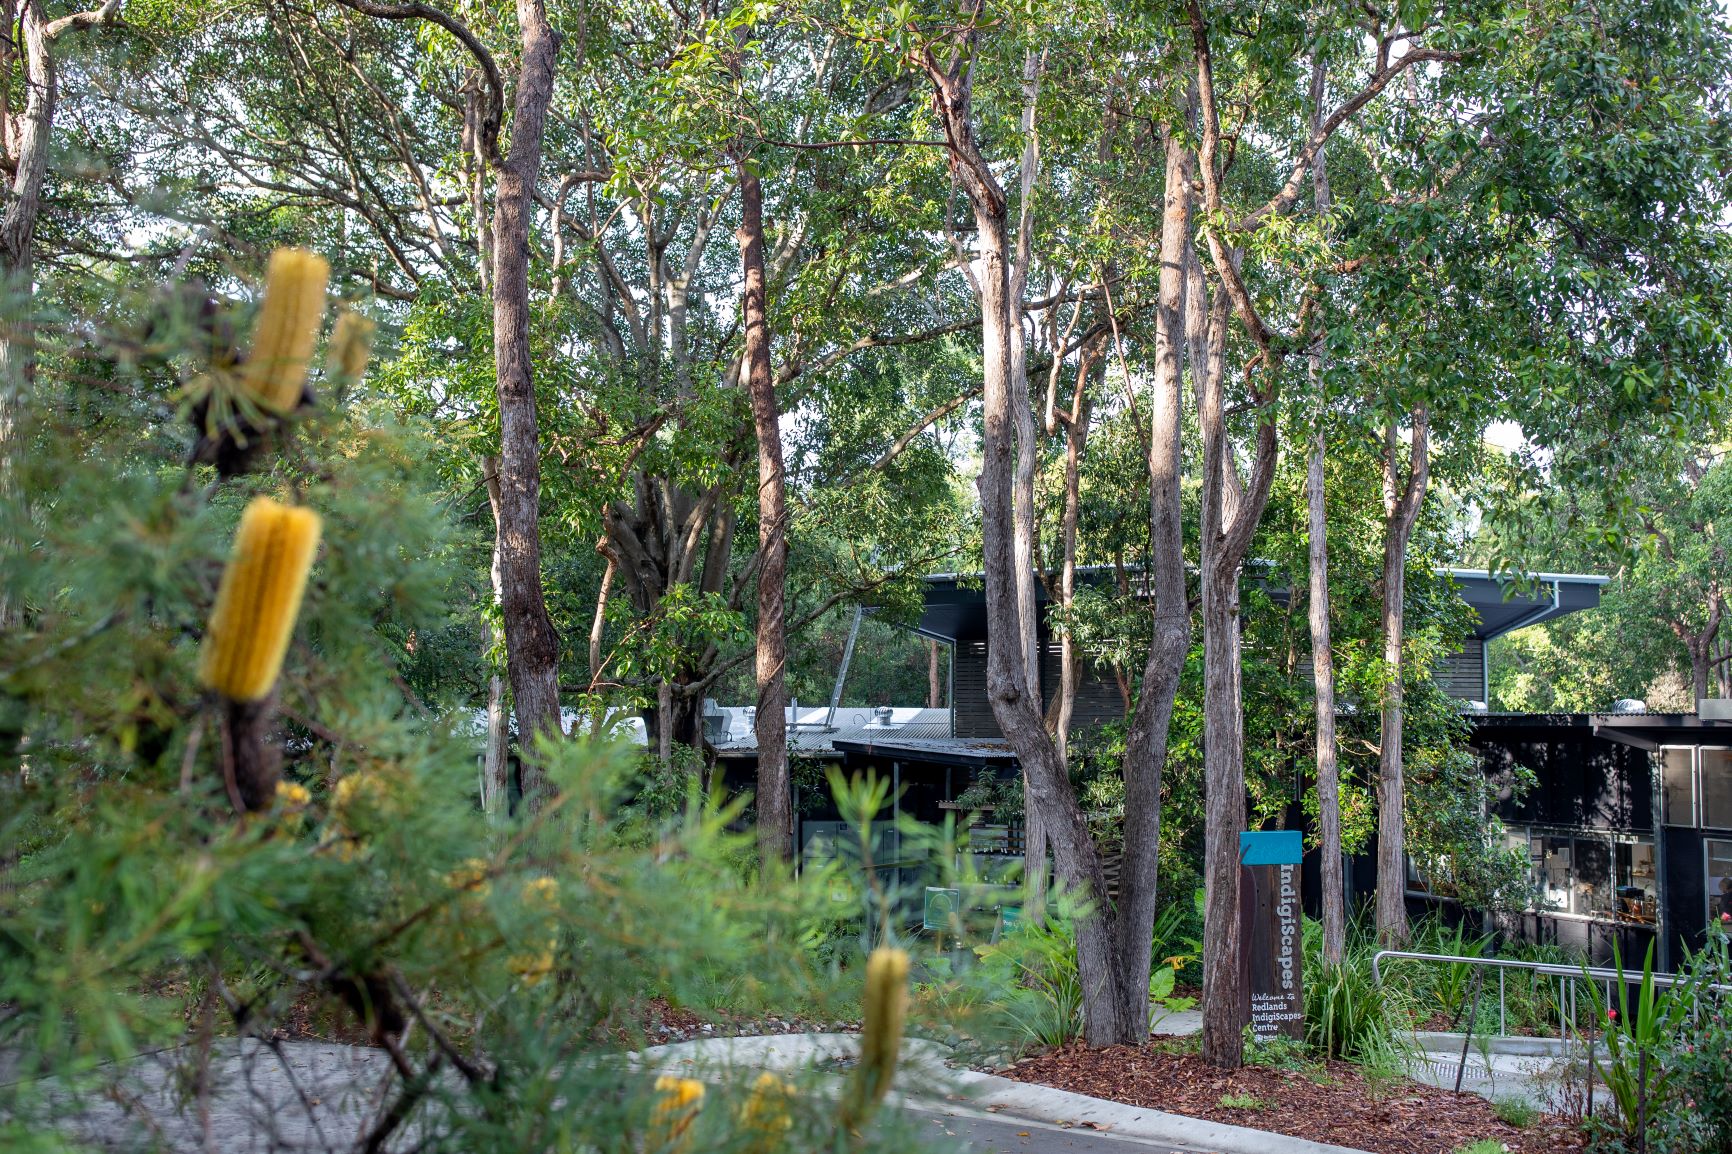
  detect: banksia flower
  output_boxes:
[843,947,909,1132]
[241,248,329,413]
[648,1075,704,1152]
[198,497,322,702]
[738,1071,795,1152]
[326,310,375,385]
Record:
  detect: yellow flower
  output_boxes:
[241,248,329,413]
[843,947,909,1131]
[522,875,560,910]
[326,310,374,385]
[275,780,311,809]
[506,943,556,986]
[445,858,493,895]
[648,1075,705,1152]
[737,1071,795,1152]
[198,497,322,702]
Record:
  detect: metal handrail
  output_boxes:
[1371,949,1732,1040]
[1372,949,1723,991]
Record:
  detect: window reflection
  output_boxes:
[1507,824,1656,924]
[1703,749,1732,830]
[1662,746,1696,826]
[1710,839,1732,923]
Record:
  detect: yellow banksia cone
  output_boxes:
[648,1075,704,1152]
[844,947,909,1132]
[242,248,329,413]
[198,497,322,702]
[738,1071,795,1152]
[326,310,375,384]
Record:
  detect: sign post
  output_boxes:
[1239,830,1304,1042]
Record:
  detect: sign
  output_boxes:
[1239,831,1304,1042]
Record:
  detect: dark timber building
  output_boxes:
[716,567,1732,966]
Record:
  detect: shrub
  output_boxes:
[1493,1096,1539,1128]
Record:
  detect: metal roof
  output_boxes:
[911,567,1608,643]
[710,705,953,760]
[832,736,1021,768]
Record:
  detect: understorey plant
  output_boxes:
[1582,920,1732,1154]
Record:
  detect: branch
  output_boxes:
[44,0,122,39]
[775,318,975,388]
[328,0,505,164]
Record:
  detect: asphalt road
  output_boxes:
[909,1105,1209,1154]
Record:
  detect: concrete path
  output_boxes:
[1404,1031,1581,1115]
[11,1032,1371,1154]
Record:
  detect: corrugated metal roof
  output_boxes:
[710,705,952,757]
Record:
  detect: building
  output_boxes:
[715,566,1732,966]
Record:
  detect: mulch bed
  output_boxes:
[623,996,859,1046]
[1003,1039,1585,1154]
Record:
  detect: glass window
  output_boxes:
[1702,749,1732,829]
[1709,840,1732,924]
[1662,747,1697,826]
[1576,837,1611,918]
[1534,834,1573,912]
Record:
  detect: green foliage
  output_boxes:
[1583,925,1732,1153]
[1493,1097,1539,1129]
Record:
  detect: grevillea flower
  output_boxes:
[326,310,375,385]
[648,1076,704,1151]
[738,1071,795,1152]
[844,946,909,1132]
[198,497,322,702]
[242,248,329,413]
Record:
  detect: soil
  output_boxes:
[1002,1038,1586,1154]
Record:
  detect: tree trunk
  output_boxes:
[1009,48,1048,917]
[1110,123,1196,1041]
[922,43,1130,1043]
[0,0,54,632]
[481,457,511,814]
[1376,409,1429,948]
[490,0,564,802]
[1193,237,1279,1069]
[1194,271,1243,1069]
[1052,341,1101,762]
[736,153,792,870]
[1308,432,1344,965]
[928,640,942,708]
[1306,57,1345,968]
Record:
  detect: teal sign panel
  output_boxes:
[1239,830,1303,866]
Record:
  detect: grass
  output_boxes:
[1451,1142,1507,1154]
[1492,1096,1538,1128]
[1217,1093,1267,1111]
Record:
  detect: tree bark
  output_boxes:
[736,152,792,870]
[1110,122,1196,1042]
[1194,240,1279,1069]
[928,639,942,708]
[490,0,563,803]
[1052,339,1101,762]
[1376,408,1429,948]
[481,457,510,814]
[921,34,1130,1045]
[1306,57,1345,968]
[1009,48,1048,916]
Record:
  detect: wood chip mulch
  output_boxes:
[1003,1040,1585,1154]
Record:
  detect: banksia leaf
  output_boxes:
[326,310,375,385]
[241,248,329,413]
[198,497,322,702]
[843,947,909,1132]
[648,1075,704,1152]
[738,1071,795,1153]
